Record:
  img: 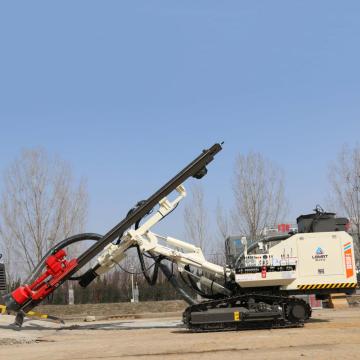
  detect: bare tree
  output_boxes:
[216,200,230,241]
[0,148,88,279]
[328,145,360,259]
[208,199,231,260]
[232,152,287,241]
[183,183,210,254]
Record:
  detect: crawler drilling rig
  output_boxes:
[1,143,358,330]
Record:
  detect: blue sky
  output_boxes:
[1,1,360,241]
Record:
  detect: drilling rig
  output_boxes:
[1,143,358,331]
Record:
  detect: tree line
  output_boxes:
[184,147,360,262]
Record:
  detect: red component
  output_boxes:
[11,249,78,306]
[261,266,267,278]
[278,224,290,233]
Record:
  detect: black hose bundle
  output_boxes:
[179,265,223,300]
[136,246,163,286]
[128,202,197,304]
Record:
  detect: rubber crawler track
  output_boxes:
[183,293,312,332]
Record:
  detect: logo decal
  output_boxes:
[312,247,328,261]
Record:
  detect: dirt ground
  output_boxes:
[0,308,360,360]
[36,300,187,319]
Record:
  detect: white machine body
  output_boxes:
[236,232,357,290]
[92,184,357,294]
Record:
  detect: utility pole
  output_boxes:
[130,265,135,303]
[129,265,139,303]
[68,281,74,305]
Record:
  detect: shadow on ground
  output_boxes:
[0,320,183,332]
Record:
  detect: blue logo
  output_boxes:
[316,247,324,255]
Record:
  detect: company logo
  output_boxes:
[312,247,328,261]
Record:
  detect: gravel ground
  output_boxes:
[0,315,60,345]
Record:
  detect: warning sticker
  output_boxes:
[261,266,267,278]
[233,311,240,321]
[344,242,354,278]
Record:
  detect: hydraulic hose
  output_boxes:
[180,266,223,300]
[157,262,197,305]
[145,250,196,305]
[136,246,163,286]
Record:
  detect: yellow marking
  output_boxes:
[234,311,240,321]
[298,283,358,290]
[0,305,51,320]
[27,311,48,319]
[297,282,358,291]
